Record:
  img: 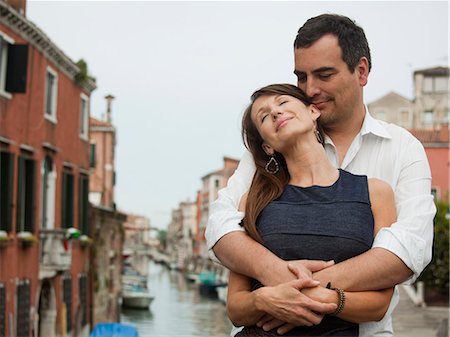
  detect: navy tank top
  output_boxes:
[241,169,374,337]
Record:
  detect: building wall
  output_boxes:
[90,207,125,326]
[89,121,116,209]
[425,147,450,199]
[0,6,94,337]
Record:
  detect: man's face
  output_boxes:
[294,34,365,129]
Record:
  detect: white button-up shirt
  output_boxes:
[205,111,436,337]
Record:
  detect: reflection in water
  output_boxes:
[121,261,233,336]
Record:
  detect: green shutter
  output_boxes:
[62,172,67,228]
[0,152,14,232]
[90,144,96,168]
[16,156,25,232]
[62,171,74,228]
[78,175,89,235]
[24,159,35,232]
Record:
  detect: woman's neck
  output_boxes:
[283,141,339,187]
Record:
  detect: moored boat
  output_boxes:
[90,323,139,337]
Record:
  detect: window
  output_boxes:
[79,175,89,235]
[422,111,434,125]
[80,94,89,140]
[435,77,449,92]
[16,280,31,337]
[62,171,74,228]
[62,276,72,333]
[0,33,28,97]
[16,156,36,233]
[41,156,56,230]
[400,110,410,126]
[423,77,433,93]
[90,143,96,168]
[0,151,14,232]
[375,109,386,121]
[44,67,58,122]
[423,76,450,93]
[79,274,88,326]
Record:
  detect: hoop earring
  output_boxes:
[265,155,279,174]
[315,129,323,144]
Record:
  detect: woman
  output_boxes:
[226,84,396,336]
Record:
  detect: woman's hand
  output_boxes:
[255,278,337,327]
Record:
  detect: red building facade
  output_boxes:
[0,2,95,337]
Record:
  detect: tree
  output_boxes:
[418,199,449,293]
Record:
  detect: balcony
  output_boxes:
[39,229,72,277]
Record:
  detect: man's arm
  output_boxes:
[313,137,435,291]
[206,151,295,284]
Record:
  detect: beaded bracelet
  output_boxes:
[331,287,346,316]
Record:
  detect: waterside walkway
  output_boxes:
[393,286,449,337]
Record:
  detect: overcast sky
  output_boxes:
[27,1,449,229]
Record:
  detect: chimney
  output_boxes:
[105,94,115,123]
[7,0,27,16]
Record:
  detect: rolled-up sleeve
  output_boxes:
[205,150,255,251]
[372,137,436,283]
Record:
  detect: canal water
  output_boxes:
[120,260,234,336]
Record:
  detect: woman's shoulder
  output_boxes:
[367,178,395,201]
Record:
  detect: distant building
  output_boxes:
[0,1,95,337]
[368,66,449,201]
[409,126,449,200]
[197,156,239,257]
[87,96,127,325]
[413,66,449,130]
[89,95,117,209]
[368,92,414,129]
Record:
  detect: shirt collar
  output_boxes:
[323,105,392,145]
[361,106,392,139]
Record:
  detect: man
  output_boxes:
[205,14,435,336]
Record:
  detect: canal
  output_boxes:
[120,260,234,336]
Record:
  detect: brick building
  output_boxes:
[0,1,95,336]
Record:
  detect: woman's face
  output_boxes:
[250,94,320,155]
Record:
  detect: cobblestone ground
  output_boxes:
[393,286,449,337]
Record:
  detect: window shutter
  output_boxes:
[5,44,28,93]
[16,156,25,232]
[68,174,74,228]
[24,159,35,232]
[79,176,89,235]
[16,280,30,337]
[79,275,88,326]
[90,144,96,168]
[62,172,67,228]
[62,172,74,228]
[0,152,14,232]
[63,277,72,332]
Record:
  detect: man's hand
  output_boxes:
[287,260,335,280]
[254,278,337,329]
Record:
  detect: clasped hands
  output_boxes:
[253,260,338,335]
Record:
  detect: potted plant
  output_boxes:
[79,234,93,247]
[17,231,38,248]
[0,230,9,248]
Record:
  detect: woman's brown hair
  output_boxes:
[241,84,324,242]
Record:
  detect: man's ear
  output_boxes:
[262,143,274,156]
[356,57,369,87]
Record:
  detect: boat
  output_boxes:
[90,323,139,337]
[198,271,227,298]
[122,274,154,309]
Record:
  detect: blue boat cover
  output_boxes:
[90,323,139,337]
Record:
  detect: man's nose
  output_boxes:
[305,78,320,98]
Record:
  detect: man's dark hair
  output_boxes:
[294,14,372,73]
